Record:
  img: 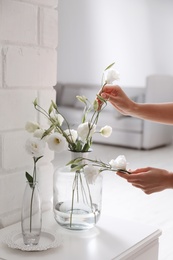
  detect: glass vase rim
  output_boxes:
[68,148,93,153]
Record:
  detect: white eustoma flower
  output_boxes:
[64,129,78,143]
[84,165,99,184]
[100,125,112,138]
[25,121,40,133]
[25,137,45,158]
[109,155,127,170]
[47,133,68,153]
[77,122,96,141]
[33,128,45,139]
[104,68,120,84]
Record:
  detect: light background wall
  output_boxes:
[57,0,173,87]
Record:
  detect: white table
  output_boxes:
[0,210,161,260]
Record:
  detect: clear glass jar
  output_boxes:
[53,151,103,230]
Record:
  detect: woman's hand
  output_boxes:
[99,84,173,124]
[98,85,136,116]
[116,167,173,194]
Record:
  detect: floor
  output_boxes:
[55,142,173,260]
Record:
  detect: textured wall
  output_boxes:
[0,0,58,227]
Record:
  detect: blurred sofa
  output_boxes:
[54,75,173,149]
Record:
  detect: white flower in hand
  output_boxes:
[25,137,45,158]
[77,122,96,141]
[64,129,78,143]
[47,133,68,153]
[109,155,127,170]
[25,121,40,133]
[104,68,120,84]
[84,165,99,184]
[100,125,112,137]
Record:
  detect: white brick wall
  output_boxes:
[0,46,2,87]
[24,0,58,8]
[5,47,57,87]
[0,0,37,44]
[0,90,37,130]
[40,8,58,48]
[0,0,58,227]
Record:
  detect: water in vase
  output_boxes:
[54,201,101,230]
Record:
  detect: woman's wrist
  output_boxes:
[128,101,141,117]
[167,171,173,189]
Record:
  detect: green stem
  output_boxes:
[76,172,79,202]
[29,184,35,233]
[33,158,37,183]
[80,172,96,223]
[85,179,93,209]
[70,172,78,227]
[84,176,97,224]
[79,173,88,205]
[29,158,37,233]
[35,103,75,148]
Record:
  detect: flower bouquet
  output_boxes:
[21,136,46,245]
[24,62,122,230]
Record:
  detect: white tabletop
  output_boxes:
[0,210,161,260]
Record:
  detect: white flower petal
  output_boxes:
[25,137,45,158]
[25,121,40,133]
[84,165,99,184]
[77,122,96,141]
[104,68,120,84]
[47,133,68,153]
[64,129,78,143]
[109,155,127,170]
[56,114,64,126]
[33,129,45,138]
[100,125,112,137]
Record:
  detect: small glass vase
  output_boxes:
[21,181,42,245]
[53,151,103,230]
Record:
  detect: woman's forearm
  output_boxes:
[131,102,173,124]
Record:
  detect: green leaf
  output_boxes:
[42,125,54,139]
[66,158,83,165]
[25,172,33,186]
[51,100,58,110]
[82,114,86,123]
[35,156,43,163]
[76,140,82,151]
[48,103,53,115]
[82,142,90,152]
[93,100,99,111]
[70,164,84,172]
[33,98,38,107]
[104,62,115,71]
[66,159,75,165]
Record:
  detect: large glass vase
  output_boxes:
[53,151,103,230]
